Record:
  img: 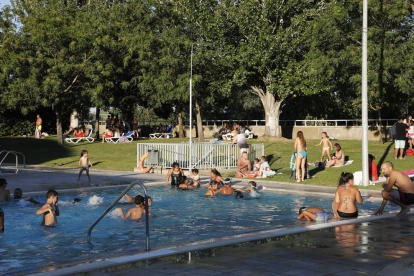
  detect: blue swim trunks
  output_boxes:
[314,212,328,223]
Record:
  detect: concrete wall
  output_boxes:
[172,125,390,141]
[84,124,389,141]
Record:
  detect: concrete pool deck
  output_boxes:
[2,165,412,275]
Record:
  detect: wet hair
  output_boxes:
[0,178,7,187]
[339,172,354,186]
[80,150,88,157]
[322,132,329,138]
[249,181,257,187]
[135,195,144,205]
[172,162,180,169]
[299,207,307,215]
[334,143,341,150]
[14,188,22,199]
[297,131,305,145]
[368,154,375,160]
[235,191,244,199]
[211,169,222,177]
[192,169,199,174]
[254,158,260,163]
[224,178,232,185]
[261,156,267,161]
[382,161,394,169]
[73,198,82,203]
[46,190,58,199]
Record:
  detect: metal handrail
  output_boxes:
[0,150,26,173]
[87,181,150,251]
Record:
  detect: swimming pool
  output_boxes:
[0,185,398,274]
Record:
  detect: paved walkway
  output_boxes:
[93,215,414,276]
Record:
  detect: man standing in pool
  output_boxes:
[375,162,414,216]
[36,190,59,226]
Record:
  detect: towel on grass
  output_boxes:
[332,160,354,168]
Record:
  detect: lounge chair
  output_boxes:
[150,125,175,139]
[65,128,95,143]
[105,131,134,143]
[244,129,254,139]
[222,133,234,140]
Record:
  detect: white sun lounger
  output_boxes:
[65,128,94,143]
[105,131,134,143]
[150,125,175,139]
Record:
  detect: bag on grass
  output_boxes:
[406,149,414,156]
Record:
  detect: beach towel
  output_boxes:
[332,160,354,168]
[371,177,387,184]
[402,169,414,176]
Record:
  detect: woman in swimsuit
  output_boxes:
[325,143,345,168]
[204,169,225,196]
[332,172,363,218]
[294,131,307,182]
[165,162,188,186]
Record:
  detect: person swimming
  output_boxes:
[36,190,59,226]
[235,181,262,198]
[297,207,328,222]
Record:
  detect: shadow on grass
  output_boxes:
[378,142,394,166]
[0,138,73,165]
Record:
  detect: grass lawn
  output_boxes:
[0,136,408,190]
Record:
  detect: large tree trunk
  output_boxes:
[194,97,204,141]
[95,107,100,140]
[252,86,282,137]
[56,111,63,146]
[178,108,184,138]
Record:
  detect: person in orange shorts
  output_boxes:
[139,153,152,173]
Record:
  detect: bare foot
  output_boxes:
[397,206,410,216]
[399,158,405,160]
[296,179,301,183]
[395,157,398,160]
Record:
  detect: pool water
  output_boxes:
[0,186,397,274]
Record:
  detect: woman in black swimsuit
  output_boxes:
[165,162,188,186]
[332,172,363,218]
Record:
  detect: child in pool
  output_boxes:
[211,178,234,195]
[116,195,146,220]
[124,194,154,216]
[316,132,333,162]
[179,169,201,189]
[297,207,328,222]
[14,188,41,204]
[0,178,11,202]
[78,150,93,182]
[260,156,270,171]
[236,181,258,193]
[36,190,59,226]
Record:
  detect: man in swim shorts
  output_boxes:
[36,114,42,137]
[375,161,414,216]
[297,207,328,222]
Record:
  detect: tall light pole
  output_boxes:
[189,42,196,169]
[361,0,369,186]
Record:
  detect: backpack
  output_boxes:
[406,149,414,156]
[389,123,397,139]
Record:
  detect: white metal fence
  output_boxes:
[137,143,265,170]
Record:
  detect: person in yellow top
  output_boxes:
[36,115,43,137]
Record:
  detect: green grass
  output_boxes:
[0,136,408,190]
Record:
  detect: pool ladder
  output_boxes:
[0,150,25,173]
[87,181,150,251]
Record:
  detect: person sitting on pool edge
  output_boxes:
[211,178,234,195]
[332,172,363,218]
[116,195,146,220]
[36,190,59,226]
[0,178,11,203]
[374,161,414,216]
[297,207,328,222]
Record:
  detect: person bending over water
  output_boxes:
[204,169,225,196]
[298,207,328,222]
[116,195,146,220]
[211,178,234,195]
[0,178,11,202]
[375,162,414,216]
[325,143,345,168]
[166,163,188,186]
[36,190,59,226]
[332,173,362,218]
[294,131,307,182]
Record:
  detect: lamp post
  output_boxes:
[189,42,196,169]
[361,0,369,186]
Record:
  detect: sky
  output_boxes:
[0,0,12,9]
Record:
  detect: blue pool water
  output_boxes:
[0,186,397,274]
